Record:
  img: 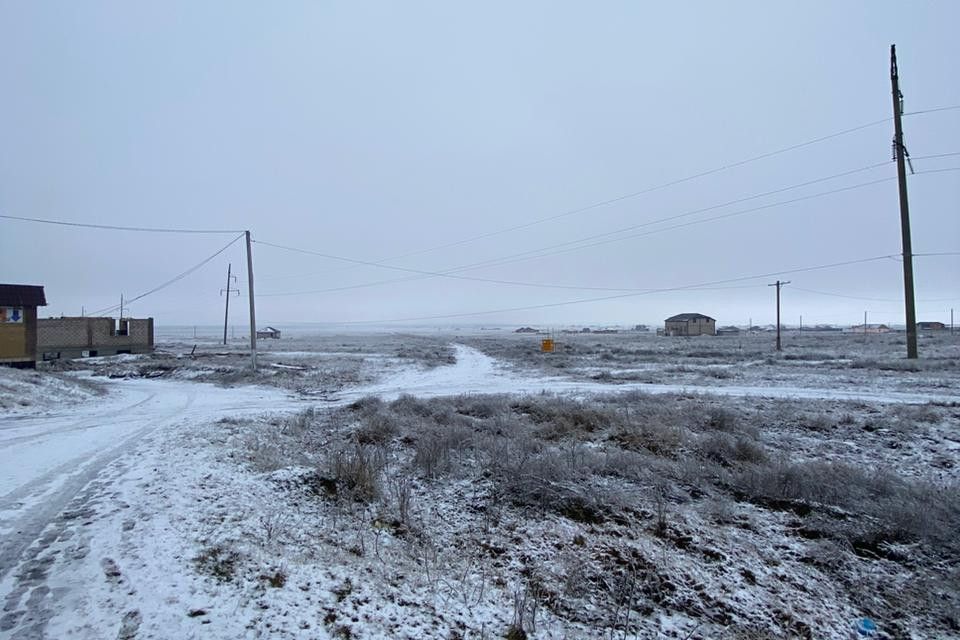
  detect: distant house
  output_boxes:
[39,316,154,360]
[716,325,740,336]
[256,326,281,339]
[664,313,716,336]
[845,324,890,334]
[514,327,539,334]
[917,321,946,331]
[0,284,47,368]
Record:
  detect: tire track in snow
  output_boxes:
[0,389,197,637]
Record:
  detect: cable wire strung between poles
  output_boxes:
[0,213,243,234]
[903,104,960,116]
[254,173,899,296]
[259,119,899,283]
[380,163,960,280]
[328,253,910,324]
[256,166,960,297]
[268,108,954,277]
[259,156,909,283]
[87,232,246,316]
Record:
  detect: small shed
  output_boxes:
[917,321,946,331]
[0,284,47,368]
[256,326,281,340]
[664,313,716,337]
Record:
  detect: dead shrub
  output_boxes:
[705,407,738,432]
[610,420,683,457]
[328,445,385,503]
[698,433,766,467]
[355,412,399,445]
[486,445,612,523]
[411,424,473,479]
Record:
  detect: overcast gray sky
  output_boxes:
[1,1,958,329]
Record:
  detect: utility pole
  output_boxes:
[245,230,258,371]
[768,280,790,351]
[119,294,124,320]
[799,314,803,335]
[952,308,955,334]
[864,311,868,335]
[891,44,919,359]
[220,263,239,346]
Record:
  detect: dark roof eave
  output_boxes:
[0,284,47,307]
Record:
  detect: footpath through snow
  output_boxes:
[341,344,960,406]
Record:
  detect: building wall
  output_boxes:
[0,306,38,366]
[664,318,716,336]
[38,317,154,359]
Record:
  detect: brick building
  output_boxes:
[0,284,47,368]
[38,316,154,360]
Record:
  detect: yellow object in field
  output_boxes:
[541,338,554,353]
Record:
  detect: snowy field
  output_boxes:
[1,330,958,639]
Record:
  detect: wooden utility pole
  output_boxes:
[220,263,239,346]
[245,230,258,371]
[768,280,789,351]
[891,44,919,359]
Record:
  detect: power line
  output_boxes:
[254,239,667,293]
[256,173,900,297]
[440,163,960,276]
[791,286,957,304]
[0,213,242,234]
[903,104,960,116]
[260,116,899,284]
[331,254,907,324]
[265,108,954,281]
[791,286,902,303]
[257,158,891,283]
[87,233,245,316]
[259,164,960,298]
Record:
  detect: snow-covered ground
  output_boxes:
[0,336,958,638]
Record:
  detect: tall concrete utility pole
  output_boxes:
[890,44,919,359]
[220,263,239,346]
[768,280,789,351]
[245,231,258,371]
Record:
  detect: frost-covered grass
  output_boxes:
[44,333,456,396]
[462,330,960,394]
[220,390,960,638]
[0,367,105,413]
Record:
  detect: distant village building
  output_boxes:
[514,327,539,334]
[663,313,716,336]
[844,324,890,334]
[716,325,741,336]
[256,326,281,339]
[0,284,47,368]
[917,321,946,331]
[39,316,155,360]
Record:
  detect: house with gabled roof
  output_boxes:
[664,313,716,336]
[256,326,281,339]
